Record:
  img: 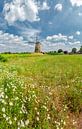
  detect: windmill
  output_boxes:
[28,33,42,53]
[34,35,42,53]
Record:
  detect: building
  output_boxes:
[35,42,42,53]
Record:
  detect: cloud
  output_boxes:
[76,31,80,35]
[70,0,82,6]
[0,30,34,52]
[12,22,41,42]
[40,1,50,10]
[55,4,63,12]
[0,30,81,52]
[3,0,40,24]
[44,33,81,52]
[69,41,81,45]
[78,12,82,16]
[68,36,74,40]
[46,34,67,42]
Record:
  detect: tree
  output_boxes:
[58,49,63,53]
[72,48,77,54]
[79,46,82,54]
[64,51,68,54]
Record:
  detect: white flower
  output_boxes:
[0,92,4,98]
[9,120,12,125]
[36,117,39,121]
[61,127,63,129]
[5,95,8,99]
[47,114,50,120]
[43,105,47,110]
[25,119,29,125]
[15,97,19,100]
[9,102,13,106]
[34,107,37,110]
[6,117,9,121]
[63,121,66,125]
[20,120,25,127]
[20,111,22,114]
[2,99,6,104]
[2,107,5,112]
[37,112,39,115]
[18,122,20,126]
[73,120,77,125]
[56,126,59,129]
[14,117,17,121]
[47,116,51,120]
[3,114,6,118]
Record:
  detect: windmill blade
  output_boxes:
[27,41,35,44]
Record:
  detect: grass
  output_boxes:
[0,54,82,129]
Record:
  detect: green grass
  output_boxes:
[0,54,82,129]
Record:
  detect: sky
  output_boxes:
[0,0,82,52]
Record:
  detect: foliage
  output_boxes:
[0,55,7,62]
[72,48,77,53]
[47,51,64,55]
[64,51,68,54]
[58,49,63,53]
[79,46,82,53]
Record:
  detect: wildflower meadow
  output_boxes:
[0,54,82,129]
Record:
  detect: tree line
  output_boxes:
[47,46,82,55]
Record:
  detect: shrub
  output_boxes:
[0,55,7,62]
[58,49,63,53]
[64,51,68,54]
[71,48,77,54]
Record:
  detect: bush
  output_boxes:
[47,51,57,55]
[58,49,63,53]
[0,55,7,62]
[71,48,77,54]
[64,51,68,54]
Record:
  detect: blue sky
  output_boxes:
[0,0,82,52]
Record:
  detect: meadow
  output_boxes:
[0,54,82,129]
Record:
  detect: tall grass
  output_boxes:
[0,54,82,128]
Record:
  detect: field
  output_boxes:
[0,54,82,129]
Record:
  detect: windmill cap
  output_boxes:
[36,41,41,44]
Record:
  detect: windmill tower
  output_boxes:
[35,36,42,53]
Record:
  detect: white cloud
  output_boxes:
[78,12,82,16]
[0,30,35,52]
[46,33,67,42]
[70,0,82,6]
[55,4,63,12]
[3,0,40,24]
[44,33,81,52]
[0,30,81,52]
[40,1,50,10]
[69,35,74,39]
[69,41,81,45]
[76,31,80,35]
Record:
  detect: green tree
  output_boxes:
[72,48,77,54]
[58,49,63,53]
[79,46,82,53]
